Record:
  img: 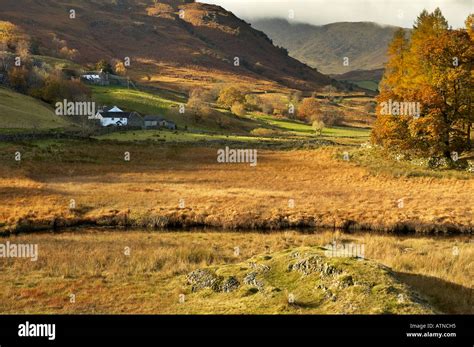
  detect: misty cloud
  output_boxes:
[201,0,473,28]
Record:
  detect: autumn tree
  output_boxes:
[217,86,245,109]
[231,102,246,117]
[297,97,321,122]
[41,76,91,104]
[0,21,27,51]
[115,61,127,76]
[95,59,114,74]
[8,66,29,92]
[372,28,412,151]
[244,94,260,111]
[312,120,324,136]
[186,88,214,122]
[372,9,474,159]
[465,14,474,147]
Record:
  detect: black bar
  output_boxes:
[0,315,472,345]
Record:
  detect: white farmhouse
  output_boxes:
[94,106,143,127]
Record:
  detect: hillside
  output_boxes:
[0,0,334,92]
[330,68,385,82]
[331,68,385,91]
[0,87,70,129]
[251,19,403,75]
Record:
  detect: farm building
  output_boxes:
[93,106,176,129]
[143,115,177,130]
[81,72,109,86]
[95,106,143,127]
[81,72,128,87]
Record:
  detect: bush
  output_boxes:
[40,76,91,104]
[260,94,289,116]
[318,109,344,126]
[250,128,280,137]
[114,61,127,75]
[312,120,325,136]
[231,102,246,117]
[186,88,216,122]
[244,94,260,111]
[297,97,320,121]
[7,66,29,92]
[217,86,245,109]
[95,59,114,74]
[189,88,215,103]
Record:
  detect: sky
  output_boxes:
[201,0,473,28]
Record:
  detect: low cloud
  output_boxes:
[202,0,472,28]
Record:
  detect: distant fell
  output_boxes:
[251,19,405,75]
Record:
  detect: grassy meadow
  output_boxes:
[0,1,473,320]
[0,230,471,314]
[0,68,472,316]
[0,139,473,235]
[0,109,472,316]
[0,87,69,130]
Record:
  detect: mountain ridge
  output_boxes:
[250,18,405,75]
[0,0,336,92]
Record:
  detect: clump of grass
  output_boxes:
[346,147,474,180]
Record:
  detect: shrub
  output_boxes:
[8,66,29,92]
[244,94,260,111]
[186,88,216,122]
[297,97,321,122]
[217,86,245,109]
[312,120,325,136]
[40,76,91,104]
[95,59,114,74]
[318,109,344,126]
[260,94,288,116]
[231,102,246,117]
[250,128,280,137]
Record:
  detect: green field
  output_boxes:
[0,83,370,147]
[249,113,314,134]
[351,80,379,92]
[91,86,256,134]
[96,122,370,146]
[0,87,70,129]
[92,86,178,116]
[95,129,283,143]
[32,55,83,71]
[249,112,370,144]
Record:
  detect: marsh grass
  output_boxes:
[0,143,473,234]
[0,230,471,314]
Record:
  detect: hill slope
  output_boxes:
[331,68,385,91]
[0,0,334,91]
[251,19,403,75]
[0,87,69,129]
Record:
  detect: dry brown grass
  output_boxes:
[0,230,471,313]
[0,143,472,234]
[131,59,284,94]
[0,141,471,313]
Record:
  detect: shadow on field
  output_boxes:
[395,271,473,314]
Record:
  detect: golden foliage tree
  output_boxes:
[372,9,474,158]
[217,86,245,109]
[297,97,321,122]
